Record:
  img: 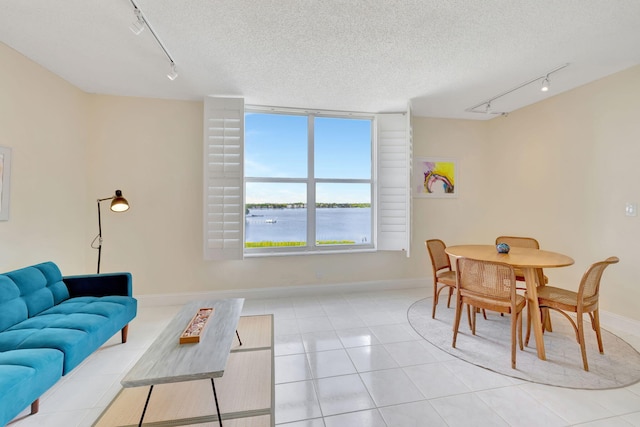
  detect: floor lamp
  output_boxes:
[92,190,130,273]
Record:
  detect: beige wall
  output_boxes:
[0,43,89,272]
[412,66,640,320]
[0,41,419,295]
[485,66,640,319]
[88,95,418,295]
[2,41,638,319]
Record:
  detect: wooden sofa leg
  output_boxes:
[31,399,39,414]
[121,324,129,343]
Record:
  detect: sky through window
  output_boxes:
[245,113,372,204]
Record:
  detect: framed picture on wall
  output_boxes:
[0,146,12,220]
[413,157,457,198]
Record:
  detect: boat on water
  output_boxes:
[264,218,277,223]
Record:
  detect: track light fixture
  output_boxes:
[466,63,569,115]
[130,8,145,35]
[167,62,178,81]
[128,0,178,81]
[541,76,550,92]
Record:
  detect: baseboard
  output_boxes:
[599,310,640,336]
[136,277,426,307]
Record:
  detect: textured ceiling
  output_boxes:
[1,0,639,119]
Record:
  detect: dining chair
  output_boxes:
[425,239,457,319]
[495,236,548,286]
[530,256,619,371]
[452,257,526,369]
[496,236,552,328]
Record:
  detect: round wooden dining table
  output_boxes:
[445,244,574,360]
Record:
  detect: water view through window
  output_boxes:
[245,111,373,250]
[245,206,372,246]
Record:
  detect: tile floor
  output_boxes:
[8,287,640,427]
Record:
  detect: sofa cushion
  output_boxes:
[0,348,63,427]
[0,295,137,374]
[6,267,55,316]
[0,276,28,331]
[35,262,71,305]
[0,262,70,329]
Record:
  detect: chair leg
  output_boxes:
[543,308,553,332]
[466,304,472,330]
[31,399,39,414]
[517,311,523,350]
[592,309,604,354]
[471,307,477,335]
[525,303,531,347]
[433,283,454,318]
[577,312,589,371]
[452,298,463,348]
[510,310,517,369]
[432,283,439,319]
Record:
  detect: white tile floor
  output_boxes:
[8,287,640,427]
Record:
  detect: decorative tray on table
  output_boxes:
[179,307,214,344]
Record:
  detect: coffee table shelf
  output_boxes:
[94,301,274,427]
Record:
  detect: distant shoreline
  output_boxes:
[247,203,370,209]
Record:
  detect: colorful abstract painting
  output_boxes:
[414,157,457,198]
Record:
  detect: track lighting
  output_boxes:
[167,62,178,81]
[466,63,570,115]
[130,8,145,35]
[128,0,178,81]
[541,76,550,92]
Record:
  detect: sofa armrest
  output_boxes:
[62,272,133,298]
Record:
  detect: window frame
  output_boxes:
[203,96,411,261]
[244,106,376,256]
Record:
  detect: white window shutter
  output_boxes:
[203,97,244,260]
[376,112,412,257]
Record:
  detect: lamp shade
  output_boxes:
[110,190,130,212]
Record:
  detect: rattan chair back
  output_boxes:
[425,239,456,319]
[495,236,540,249]
[535,256,619,371]
[453,257,525,368]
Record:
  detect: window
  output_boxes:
[203,96,411,260]
[244,110,373,253]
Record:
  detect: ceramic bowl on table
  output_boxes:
[496,243,510,253]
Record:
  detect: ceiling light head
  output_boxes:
[167,62,178,81]
[130,8,145,35]
[541,77,550,92]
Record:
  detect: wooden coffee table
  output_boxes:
[121,298,244,426]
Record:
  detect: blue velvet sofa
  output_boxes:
[0,262,137,426]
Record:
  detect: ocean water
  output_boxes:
[245,207,371,244]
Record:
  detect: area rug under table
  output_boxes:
[407,298,640,389]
